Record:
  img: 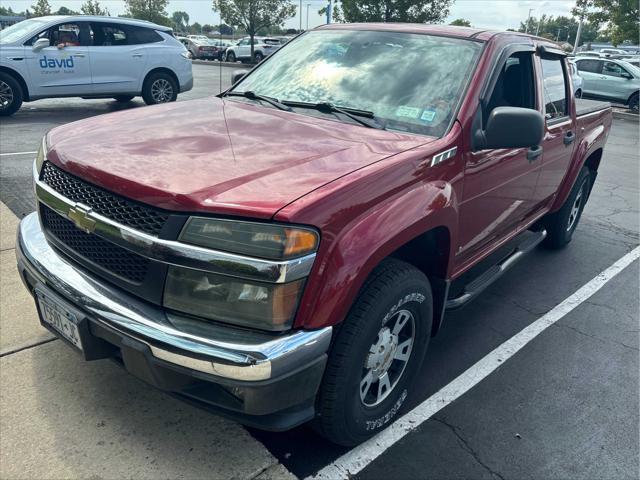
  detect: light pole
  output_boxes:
[306,3,310,30]
[524,8,534,34]
[299,0,302,32]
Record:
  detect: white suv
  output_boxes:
[225,37,282,63]
[0,15,193,116]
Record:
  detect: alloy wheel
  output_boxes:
[0,81,13,110]
[151,79,173,103]
[567,180,586,232]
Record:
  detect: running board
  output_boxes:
[446,230,547,310]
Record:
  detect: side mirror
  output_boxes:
[232,70,247,84]
[474,107,544,150]
[32,37,50,52]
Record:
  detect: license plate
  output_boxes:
[36,289,84,351]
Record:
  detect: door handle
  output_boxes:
[527,145,543,162]
[563,131,575,145]
[132,53,143,57]
[73,53,86,57]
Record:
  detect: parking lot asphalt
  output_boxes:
[1,63,638,479]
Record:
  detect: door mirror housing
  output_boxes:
[474,107,544,150]
[32,37,50,52]
[232,70,247,84]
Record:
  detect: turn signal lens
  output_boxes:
[35,136,47,173]
[180,218,319,260]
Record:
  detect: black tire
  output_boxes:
[142,72,178,106]
[0,72,23,117]
[575,89,582,99]
[542,166,591,249]
[254,52,264,62]
[113,95,135,103]
[629,93,639,114]
[226,51,236,62]
[314,258,433,446]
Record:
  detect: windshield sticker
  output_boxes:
[420,109,437,123]
[395,106,421,119]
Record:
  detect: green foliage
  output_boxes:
[30,0,52,16]
[218,23,233,35]
[190,22,202,34]
[171,11,190,31]
[55,6,79,15]
[124,0,171,26]
[518,15,601,46]
[449,18,471,27]
[335,0,453,23]
[0,6,18,15]
[213,0,296,59]
[81,0,110,15]
[573,0,639,46]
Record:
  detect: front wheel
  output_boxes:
[0,72,23,117]
[142,72,178,105]
[225,51,236,62]
[542,166,591,249]
[314,258,433,446]
[254,52,264,62]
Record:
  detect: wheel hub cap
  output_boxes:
[151,79,172,103]
[366,327,398,378]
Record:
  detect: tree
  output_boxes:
[332,0,453,23]
[0,6,17,16]
[171,11,190,32]
[218,23,233,35]
[450,18,471,27]
[81,0,110,16]
[56,6,79,15]
[572,0,638,46]
[190,22,202,34]
[124,0,171,26]
[518,15,600,47]
[213,0,296,61]
[31,0,51,16]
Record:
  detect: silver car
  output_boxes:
[574,57,640,112]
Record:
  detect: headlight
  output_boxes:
[179,217,319,260]
[163,267,305,331]
[35,136,47,173]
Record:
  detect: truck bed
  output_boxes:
[576,98,611,117]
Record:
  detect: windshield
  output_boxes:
[620,61,640,77]
[232,30,482,137]
[0,18,48,44]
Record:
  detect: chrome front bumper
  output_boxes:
[16,212,332,382]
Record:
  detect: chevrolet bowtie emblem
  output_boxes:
[68,205,96,234]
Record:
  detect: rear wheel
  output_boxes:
[113,95,135,103]
[314,258,433,446]
[629,93,639,114]
[575,89,582,99]
[0,72,23,117]
[226,51,236,62]
[142,72,178,105]
[542,166,591,249]
[254,52,264,62]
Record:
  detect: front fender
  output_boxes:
[296,181,458,330]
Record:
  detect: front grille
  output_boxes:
[41,161,168,236]
[41,205,150,283]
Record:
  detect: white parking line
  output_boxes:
[0,151,37,157]
[311,246,640,480]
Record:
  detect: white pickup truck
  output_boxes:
[0,15,193,116]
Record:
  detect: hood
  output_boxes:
[47,97,434,218]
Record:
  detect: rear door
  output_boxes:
[25,21,92,97]
[533,54,576,203]
[574,58,603,96]
[456,49,542,265]
[88,22,148,94]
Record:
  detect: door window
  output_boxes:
[127,26,164,45]
[27,22,90,47]
[484,52,536,123]
[540,57,568,120]
[602,61,628,78]
[91,23,128,46]
[575,59,602,73]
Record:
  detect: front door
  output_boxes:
[456,51,542,267]
[597,61,635,100]
[25,21,92,97]
[88,22,148,95]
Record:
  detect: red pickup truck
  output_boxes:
[16,24,611,446]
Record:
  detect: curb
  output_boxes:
[612,109,639,122]
[192,60,252,69]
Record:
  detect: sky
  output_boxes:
[2,0,577,31]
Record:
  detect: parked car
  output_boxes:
[568,60,584,97]
[599,48,626,56]
[224,36,282,62]
[0,15,193,116]
[17,25,612,447]
[207,39,231,60]
[575,51,603,58]
[574,57,640,112]
[187,34,209,42]
[183,37,219,60]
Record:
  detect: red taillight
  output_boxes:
[199,46,205,51]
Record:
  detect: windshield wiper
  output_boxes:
[223,90,292,112]
[282,101,385,130]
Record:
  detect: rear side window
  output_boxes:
[128,26,164,45]
[576,59,602,73]
[540,57,568,120]
[91,23,128,46]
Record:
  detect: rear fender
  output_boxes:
[296,182,458,330]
